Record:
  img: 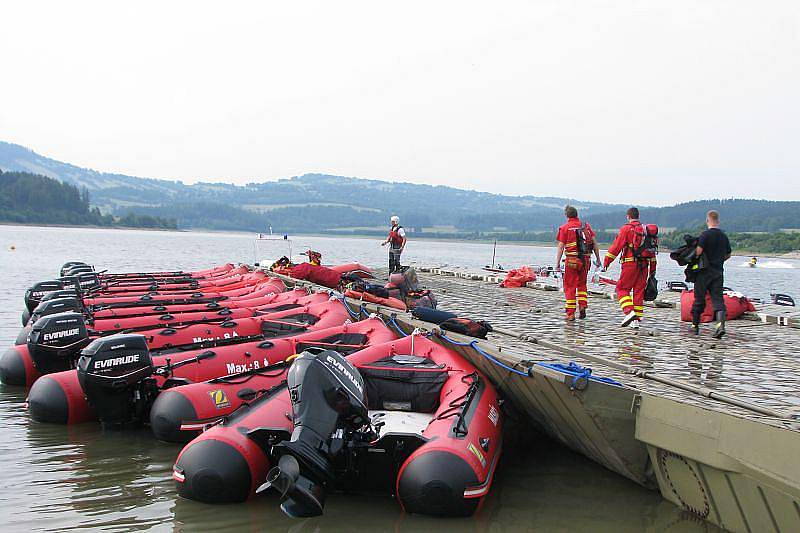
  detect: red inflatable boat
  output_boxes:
[680,290,756,322]
[15,282,303,345]
[173,334,502,517]
[88,291,329,333]
[4,299,348,388]
[26,300,354,426]
[90,288,305,320]
[150,317,397,442]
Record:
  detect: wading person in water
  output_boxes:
[555,205,601,321]
[381,215,406,273]
[691,210,731,338]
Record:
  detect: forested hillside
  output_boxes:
[0,171,176,229]
[585,200,800,232]
[1,141,799,237]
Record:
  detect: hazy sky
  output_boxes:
[2,1,799,205]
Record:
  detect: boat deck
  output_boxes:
[411,266,800,428]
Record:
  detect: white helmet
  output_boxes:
[390,215,399,224]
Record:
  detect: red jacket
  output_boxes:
[604,220,657,272]
[557,218,595,257]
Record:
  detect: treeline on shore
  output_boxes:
[0,171,177,229]
[324,227,800,254]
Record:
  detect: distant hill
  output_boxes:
[586,200,800,233]
[1,141,798,235]
[0,170,176,229]
[0,141,625,233]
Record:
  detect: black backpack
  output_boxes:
[573,225,590,257]
[632,224,659,260]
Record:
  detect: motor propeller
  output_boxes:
[257,454,325,518]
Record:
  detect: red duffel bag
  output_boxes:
[680,290,756,322]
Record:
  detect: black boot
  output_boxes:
[712,310,726,339]
[691,311,700,335]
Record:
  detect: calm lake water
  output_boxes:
[2,225,796,532]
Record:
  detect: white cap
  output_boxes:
[390,215,399,224]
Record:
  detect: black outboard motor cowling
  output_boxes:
[60,262,89,277]
[24,280,65,313]
[261,349,369,517]
[40,289,80,303]
[63,265,95,277]
[27,312,90,374]
[30,297,84,323]
[77,334,156,427]
[60,272,101,293]
[16,297,85,344]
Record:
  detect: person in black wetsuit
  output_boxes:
[691,210,732,338]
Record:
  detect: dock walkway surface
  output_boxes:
[414,266,800,426]
[307,265,800,532]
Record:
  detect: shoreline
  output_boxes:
[2,223,797,259]
[0,221,186,232]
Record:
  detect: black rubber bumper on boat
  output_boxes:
[27,375,69,424]
[150,390,199,443]
[175,439,252,504]
[0,346,27,386]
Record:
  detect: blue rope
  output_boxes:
[438,333,529,376]
[537,362,623,388]
[338,296,362,320]
[387,315,408,337]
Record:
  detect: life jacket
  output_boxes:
[630,222,659,260]
[388,225,404,248]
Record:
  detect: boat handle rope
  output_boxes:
[438,333,529,377]
[434,372,480,437]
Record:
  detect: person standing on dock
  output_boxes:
[381,215,406,273]
[555,205,601,321]
[691,210,732,338]
[603,207,658,328]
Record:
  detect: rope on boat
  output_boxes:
[438,333,529,377]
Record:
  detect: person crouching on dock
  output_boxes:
[555,205,601,321]
[381,215,406,273]
[603,207,658,329]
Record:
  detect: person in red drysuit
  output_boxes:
[603,207,657,328]
[555,206,601,321]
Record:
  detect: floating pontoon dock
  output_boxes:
[268,266,800,533]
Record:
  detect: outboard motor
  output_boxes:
[60,272,101,293]
[16,297,84,344]
[60,261,89,277]
[27,312,90,374]
[24,280,65,313]
[63,265,95,276]
[260,349,370,518]
[30,297,83,323]
[77,334,156,427]
[40,288,80,303]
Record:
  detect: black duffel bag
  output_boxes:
[440,317,493,339]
